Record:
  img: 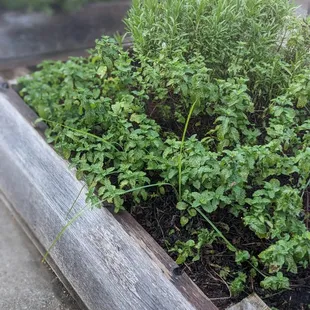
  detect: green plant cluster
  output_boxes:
[19,0,310,299]
[0,0,109,13]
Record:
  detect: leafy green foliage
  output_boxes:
[19,0,310,300]
[261,272,290,290]
[170,228,218,264]
[230,272,247,296]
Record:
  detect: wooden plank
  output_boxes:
[0,87,218,310]
[227,294,269,310]
[0,1,130,70]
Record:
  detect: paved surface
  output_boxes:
[295,0,310,16]
[0,2,129,70]
[0,197,80,310]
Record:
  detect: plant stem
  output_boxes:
[42,182,175,261]
[65,184,86,220]
[197,208,267,278]
[37,118,121,150]
[42,204,90,263]
[117,182,173,195]
[301,177,310,198]
[178,98,199,201]
[197,208,236,252]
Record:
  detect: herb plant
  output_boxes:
[19,0,310,306]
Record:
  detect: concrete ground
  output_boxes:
[295,0,310,16]
[0,196,80,310]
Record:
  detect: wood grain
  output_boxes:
[227,294,270,310]
[0,88,218,310]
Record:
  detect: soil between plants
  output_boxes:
[127,190,310,310]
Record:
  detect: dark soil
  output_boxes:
[128,189,310,310]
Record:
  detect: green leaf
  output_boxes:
[176,201,188,210]
[202,203,218,213]
[159,186,165,195]
[103,57,113,70]
[130,113,145,124]
[192,254,200,262]
[97,66,107,78]
[176,254,186,265]
[235,250,250,264]
[186,240,195,247]
[297,96,307,108]
[63,149,71,160]
[261,273,290,291]
[93,89,100,99]
[180,216,189,227]
[76,170,83,181]
[230,272,247,296]
[34,117,44,125]
[180,84,188,96]
[168,169,177,179]
[113,196,124,213]
[188,208,197,217]
[37,105,48,119]
[193,180,201,190]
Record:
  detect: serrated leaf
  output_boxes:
[130,113,144,124]
[202,203,218,213]
[235,250,250,264]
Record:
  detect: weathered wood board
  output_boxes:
[227,294,270,310]
[0,87,218,310]
[0,1,130,70]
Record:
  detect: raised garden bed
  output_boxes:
[1,0,310,309]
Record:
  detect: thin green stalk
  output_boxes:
[42,181,175,262]
[65,184,86,220]
[37,118,121,150]
[178,98,199,200]
[197,208,236,252]
[42,204,90,263]
[248,261,267,278]
[301,177,310,198]
[117,182,174,195]
[197,208,267,278]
